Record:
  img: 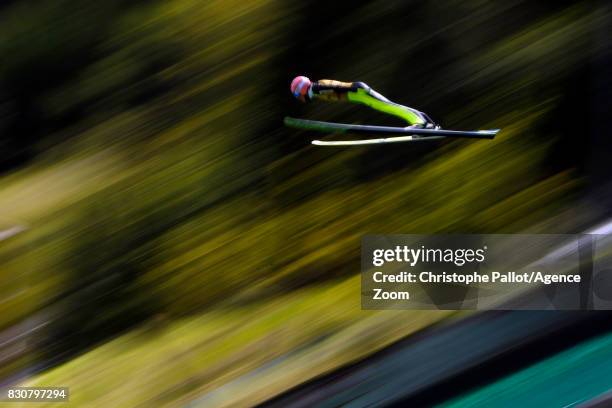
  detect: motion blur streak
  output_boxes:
[0,0,610,407]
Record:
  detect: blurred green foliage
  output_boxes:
[0,0,606,403]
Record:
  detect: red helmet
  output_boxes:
[290,76,311,102]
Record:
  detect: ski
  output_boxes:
[311,135,446,146]
[284,117,499,140]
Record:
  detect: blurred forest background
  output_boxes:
[0,0,610,406]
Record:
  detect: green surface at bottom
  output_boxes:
[439,331,612,408]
